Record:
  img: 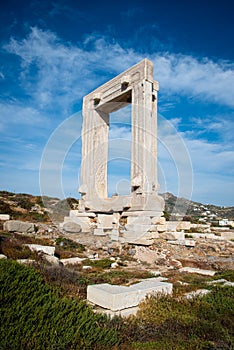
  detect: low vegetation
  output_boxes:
[0,259,119,350]
[78,268,154,287]
[1,257,233,349]
[0,232,53,260]
[55,237,86,258]
[126,285,234,349]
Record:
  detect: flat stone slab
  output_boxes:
[185,289,210,299]
[17,259,35,265]
[222,281,234,287]
[60,257,85,265]
[87,278,173,311]
[26,244,55,256]
[207,279,234,287]
[207,279,228,285]
[180,267,216,276]
[168,239,196,247]
[0,214,10,221]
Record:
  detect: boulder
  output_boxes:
[169,259,183,269]
[63,222,82,233]
[4,220,34,233]
[43,254,61,266]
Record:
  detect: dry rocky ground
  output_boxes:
[0,190,233,303]
[1,219,233,300]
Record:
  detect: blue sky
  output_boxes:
[0,0,233,206]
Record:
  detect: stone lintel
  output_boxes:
[84,59,155,108]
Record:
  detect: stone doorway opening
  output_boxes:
[107,104,132,197]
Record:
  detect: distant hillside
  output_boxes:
[162,192,234,221]
[0,190,233,223]
[0,191,78,223]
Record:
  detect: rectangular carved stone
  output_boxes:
[87,279,173,311]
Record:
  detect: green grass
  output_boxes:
[1,258,233,350]
[82,258,113,269]
[0,259,119,350]
[123,286,234,349]
[214,270,234,282]
[77,268,154,287]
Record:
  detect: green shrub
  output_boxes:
[55,238,86,259]
[36,196,45,207]
[0,199,14,215]
[82,258,113,269]
[30,212,48,222]
[55,237,85,251]
[79,269,154,287]
[0,259,120,349]
[0,236,37,260]
[214,270,234,282]
[163,211,170,221]
[14,194,34,210]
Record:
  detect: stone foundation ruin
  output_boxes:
[63,59,166,244]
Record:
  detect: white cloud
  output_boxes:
[190,116,234,143]
[4,27,234,113]
[1,27,234,205]
[185,137,234,175]
[152,54,234,107]
[0,102,48,126]
[109,125,131,140]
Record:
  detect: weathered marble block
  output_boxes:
[26,244,55,256]
[87,278,173,311]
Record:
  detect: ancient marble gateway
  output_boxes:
[63,59,165,244]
